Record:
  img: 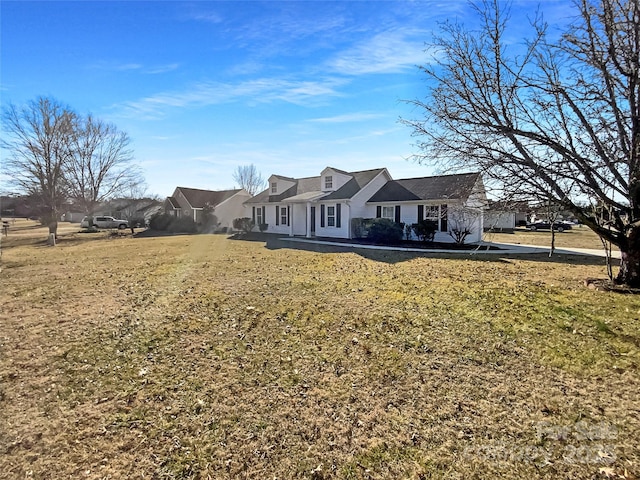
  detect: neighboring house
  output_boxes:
[484,200,530,231]
[165,187,252,229]
[245,167,486,243]
[367,172,486,243]
[61,211,86,223]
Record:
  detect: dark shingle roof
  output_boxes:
[323,168,386,200]
[246,168,386,204]
[166,197,180,209]
[367,172,481,203]
[177,187,242,208]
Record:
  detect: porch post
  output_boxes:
[289,205,293,237]
[306,202,312,238]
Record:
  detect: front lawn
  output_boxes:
[0,231,638,479]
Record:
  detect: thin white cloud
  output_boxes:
[111,77,347,119]
[145,63,180,74]
[308,112,386,123]
[190,11,224,24]
[88,61,179,75]
[328,28,434,75]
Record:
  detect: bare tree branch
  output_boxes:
[403,0,640,286]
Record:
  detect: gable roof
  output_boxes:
[367,172,481,203]
[323,168,386,200]
[166,196,180,209]
[176,187,243,209]
[246,168,386,204]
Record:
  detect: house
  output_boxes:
[484,200,529,231]
[245,167,391,238]
[165,187,252,229]
[245,167,486,243]
[366,172,486,243]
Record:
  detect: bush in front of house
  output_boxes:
[168,216,197,233]
[351,217,366,239]
[149,213,174,231]
[233,217,255,234]
[149,213,197,233]
[412,220,438,243]
[366,218,403,244]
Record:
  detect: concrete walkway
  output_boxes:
[279,237,621,258]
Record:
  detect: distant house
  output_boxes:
[245,167,486,243]
[485,200,530,231]
[165,187,252,229]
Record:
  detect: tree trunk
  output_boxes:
[48,220,58,237]
[616,227,640,288]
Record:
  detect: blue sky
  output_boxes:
[1,0,574,198]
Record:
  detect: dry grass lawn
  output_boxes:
[1,220,638,479]
[486,226,606,250]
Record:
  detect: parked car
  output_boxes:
[81,215,129,229]
[526,221,573,232]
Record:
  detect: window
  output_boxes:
[271,182,277,193]
[280,206,288,225]
[381,206,395,220]
[423,204,448,231]
[425,205,439,221]
[256,207,263,225]
[327,206,336,226]
[325,175,333,189]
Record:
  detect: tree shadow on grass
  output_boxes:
[236,234,610,268]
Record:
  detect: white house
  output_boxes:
[245,167,391,238]
[245,167,487,243]
[366,172,486,243]
[165,187,252,230]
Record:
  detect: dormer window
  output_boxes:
[325,175,333,189]
[271,182,277,193]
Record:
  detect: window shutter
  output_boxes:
[440,204,448,232]
[336,203,341,228]
[287,206,290,226]
[418,205,424,222]
[376,206,382,218]
[262,206,265,225]
[252,207,256,223]
[275,206,279,225]
[321,204,325,227]
[395,205,401,224]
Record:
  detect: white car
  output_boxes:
[81,216,129,229]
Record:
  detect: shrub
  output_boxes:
[233,217,255,234]
[366,218,403,244]
[351,218,366,239]
[259,223,268,233]
[128,217,146,228]
[412,220,438,243]
[148,213,197,233]
[149,213,174,231]
[404,223,413,241]
[169,216,197,234]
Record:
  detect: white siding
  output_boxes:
[215,191,252,229]
[321,167,352,192]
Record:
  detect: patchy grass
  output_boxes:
[486,227,606,250]
[0,226,638,479]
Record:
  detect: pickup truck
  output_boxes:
[81,216,129,229]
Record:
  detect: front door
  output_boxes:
[310,206,316,235]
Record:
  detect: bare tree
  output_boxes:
[2,96,143,239]
[232,164,265,196]
[404,0,640,287]
[2,97,75,235]
[448,206,480,245]
[66,114,139,215]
